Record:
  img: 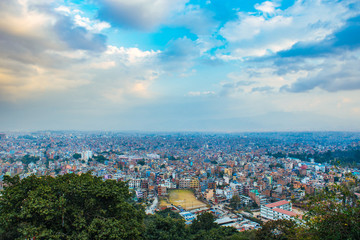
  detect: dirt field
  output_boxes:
[159,199,171,209]
[168,189,207,210]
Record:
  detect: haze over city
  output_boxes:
[1,0,360,132]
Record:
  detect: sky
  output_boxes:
[1,0,360,132]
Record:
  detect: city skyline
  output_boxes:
[1,0,360,132]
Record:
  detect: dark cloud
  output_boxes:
[278,14,360,58]
[273,14,360,93]
[281,59,360,92]
[97,1,146,30]
[97,0,187,31]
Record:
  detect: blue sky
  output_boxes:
[1,0,360,132]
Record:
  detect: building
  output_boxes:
[208,181,216,190]
[190,178,200,190]
[129,179,141,189]
[261,200,301,221]
[215,217,237,226]
[158,184,167,196]
[179,178,191,189]
[81,150,93,161]
[179,211,196,224]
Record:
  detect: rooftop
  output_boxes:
[264,200,290,208]
[272,208,297,216]
[273,208,302,219]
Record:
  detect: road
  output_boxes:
[145,196,158,215]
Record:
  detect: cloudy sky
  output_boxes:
[1,0,360,132]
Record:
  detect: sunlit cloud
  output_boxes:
[0,0,360,131]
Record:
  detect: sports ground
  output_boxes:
[160,189,207,210]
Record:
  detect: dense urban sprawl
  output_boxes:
[1,131,359,231]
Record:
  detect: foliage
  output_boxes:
[144,215,188,240]
[90,154,107,163]
[230,195,241,210]
[137,159,146,165]
[302,174,360,240]
[20,154,40,165]
[190,212,219,234]
[156,208,183,219]
[229,230,257,240]
[272,147,360,167]
[255,219,299,240]
[72,153,81,159]
[269,163,284,169]
[143,210,246,240]
[0,173,144,240]
[168,156,179,161]
[191,227,239,240]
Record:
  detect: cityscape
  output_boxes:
[1,0,360,239]
[1,131,359,235]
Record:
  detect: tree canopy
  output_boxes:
[72,153,82,159]
[302,174,360,239]
[0,173,144,240]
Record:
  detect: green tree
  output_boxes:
[144,215,189,240]
[72,153,81,159]
[0,173,144,240]
[156,208,183,219]
[230,195,241,210]
[137,159,146,166]
[20,154,40,164]
[191,227,239,240]
[91,155,107,164]
[229,230,257,240]
[190,212,218,234]
[255,219,299,240]
[303,174,360,240]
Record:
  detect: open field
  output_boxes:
[168,189,207,210]
[159,199,171,209]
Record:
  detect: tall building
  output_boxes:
[81,150,93,161]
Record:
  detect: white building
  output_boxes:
[81,150,93,161]
[261,200,301,221]
[128,179,141,189]
[164,179,176,189]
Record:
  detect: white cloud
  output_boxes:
[74,15,110,33]
[106,46,160,65]
[187,91,215,96]
[219,0,356,59]
[55,6,72,15]
[221,15,292,42]
[254,1,278,15]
